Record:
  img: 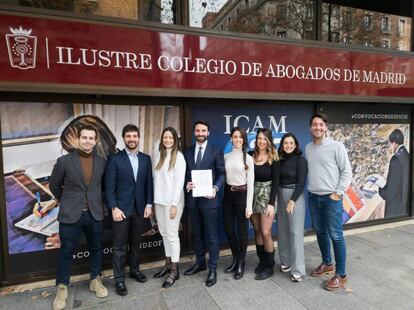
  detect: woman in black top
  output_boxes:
[277,133,307,282]
[250,128,280,280]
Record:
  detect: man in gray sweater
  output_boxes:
[305,113,352,291]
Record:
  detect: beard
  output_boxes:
[196,135,207,143]
[126,141,138,150]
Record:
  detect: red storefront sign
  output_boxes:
[1,13,413,97]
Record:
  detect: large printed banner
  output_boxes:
[0,13,414,97]
[319,104,411,223]
[191,103,315,239]
[0,101,181,274]
[191,102,412,242]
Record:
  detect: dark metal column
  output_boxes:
[314,0,323,41]
[411,0,414,51]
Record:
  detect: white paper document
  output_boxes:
[191,169,213,197]
[15,207,59,236]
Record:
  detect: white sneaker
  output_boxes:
[53,284,68,310]
[90,277,108,298]
[280,265,291,273]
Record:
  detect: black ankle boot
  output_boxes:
[255,251,274,280]
[162,263,179,289]
[154,257,171,278]
[234,259,245,280]
[224,258,238,273]
[255,245,265,274]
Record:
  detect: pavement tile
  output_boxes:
[346,265,414,310]
[354,228,414,249]
[206,272,306,310]
[162,283,219,310]
[349,250,414,298]
[77,293,167,310]
[2,223,414,310]
[396,224,414,235]
[0,289,31,310]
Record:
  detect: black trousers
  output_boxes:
[223,187,248,260]
[112,208,144,283]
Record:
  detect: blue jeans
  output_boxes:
[56,211,103,286]
[308,193,346,276]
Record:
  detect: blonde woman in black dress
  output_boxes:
[250,128,280,280]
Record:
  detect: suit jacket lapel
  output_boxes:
[189,145,196,168]
[91,152,99,185]
[136,152,144,183]
[70,151,86,187]
[199,143,210,169]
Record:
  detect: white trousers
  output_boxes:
[155,203,184,262]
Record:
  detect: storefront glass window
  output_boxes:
[190,0,315,41]
[9,0,178,24]
[322,3,412,51]
[0,100,181,275]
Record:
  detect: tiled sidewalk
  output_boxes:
[1,221,414,310]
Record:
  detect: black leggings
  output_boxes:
[223,186,248,260]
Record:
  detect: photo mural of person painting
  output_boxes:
[0,102,180,275]
[318,104,411,223]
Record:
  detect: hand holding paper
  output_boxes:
[191,169,214,197]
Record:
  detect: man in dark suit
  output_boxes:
[183,120,225,287]
[104,124,153,296]
[379,129,410,218]
[48,125,108,310]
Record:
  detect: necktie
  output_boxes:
[196,146,203,167]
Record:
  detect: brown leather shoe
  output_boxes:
[325,274,348,291]
[311,263,335,277]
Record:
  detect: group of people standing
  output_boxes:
[218,113,351,291]
[42,113,352,310]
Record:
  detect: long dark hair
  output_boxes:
[230,127,249,170]
[278,132,302,159]
[155,127,180,171]
[254,128,278,164]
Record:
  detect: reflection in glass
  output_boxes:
[322,4,412,51]
[193,0,314,41]
[16,0,178,24]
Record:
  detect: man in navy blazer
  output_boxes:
[183,120,225,287]
[104,124,153,296]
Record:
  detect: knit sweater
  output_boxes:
[224,149,254,212]
[305,138,352,196]
[279,153,307,202]
[78,149,93,185]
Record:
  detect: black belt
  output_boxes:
[226,184,248,192]
[280,184,297,189]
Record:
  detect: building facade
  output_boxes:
[0,0,413,286]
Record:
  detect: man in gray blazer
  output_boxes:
[48,125,108,310]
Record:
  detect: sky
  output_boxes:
[189,0,228,27]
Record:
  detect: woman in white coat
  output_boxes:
[153,127,186,288]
